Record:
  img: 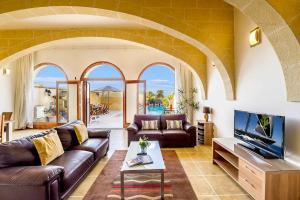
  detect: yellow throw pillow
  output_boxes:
[74,123,89,144]
[33,131,64,166]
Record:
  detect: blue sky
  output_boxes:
[35,64,175,95]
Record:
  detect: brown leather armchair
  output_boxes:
[127,114,196,147]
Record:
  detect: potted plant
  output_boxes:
[139,136,151,155]
[177,88,200,120]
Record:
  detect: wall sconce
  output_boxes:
[2,68,10,75]
[249,27,261,47]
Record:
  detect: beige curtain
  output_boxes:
[175,64,194,122]
[13,54,34,129]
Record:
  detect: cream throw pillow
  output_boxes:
[33,131,64,166]
[74,123,89,144]
[142,120,159,130]
[166,120,183,130]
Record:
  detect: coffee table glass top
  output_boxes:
[121,141,166,172]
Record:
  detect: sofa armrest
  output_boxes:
[127,123,139,133]
[0,165,64,186]
[184,122,196,133]
[0,166,64,200]
[88,129,111,138]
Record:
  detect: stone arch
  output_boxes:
[0,2,235,100]
[0,29,207,99]
[225,0,300,101]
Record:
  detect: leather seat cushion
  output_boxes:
[162,130,189,140]
[137,130,163,140]
[49,150,94,192]
[72,138,109,159]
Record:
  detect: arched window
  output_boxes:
[81,62,125,128]
[33,63,67,123]
[139,63,175,115]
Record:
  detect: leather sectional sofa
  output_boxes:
[0,121,110,200]
[127,114,196,147]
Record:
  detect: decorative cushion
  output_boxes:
[74,123,89,144]
[166,120,183,130]
[32,131,64,166]
[141,120,159,130]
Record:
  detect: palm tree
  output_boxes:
[156,90,164,100]
[146,91,155,103]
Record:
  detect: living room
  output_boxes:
[0,1,300,200]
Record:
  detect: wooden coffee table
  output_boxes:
[120,141,166,200]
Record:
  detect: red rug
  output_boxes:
[84,150,197,199]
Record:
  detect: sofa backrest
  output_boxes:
[160,114,187,129]
[55,120,81,150]
[133,115,161,130]
[0,130,52,168]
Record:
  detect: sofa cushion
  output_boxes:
[33,131,65,166]
[141,120,159,130]
[161,114,187,129]
[134,115,161,130]
[49,150,94,192]
[162,130,190,140]
[72,138,109,159]
[0,131,51,168]
[137,130,163,140]
[166,120,183,130]
[55,121,81,150]
[74,123,89,144]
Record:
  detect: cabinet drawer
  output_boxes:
[239,171,264,200]
[239,159,264,181]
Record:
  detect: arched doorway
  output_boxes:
[81,61,125,128]
[33,63,68,128]
[139,63,175,115]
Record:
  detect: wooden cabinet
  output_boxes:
[197,120,213,145]
[213,138,300,200]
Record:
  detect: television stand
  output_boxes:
[213,138,300,200]
[237,143,279,159]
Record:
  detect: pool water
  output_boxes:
[147,105,165,115]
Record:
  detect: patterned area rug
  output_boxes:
[84,150,197,200]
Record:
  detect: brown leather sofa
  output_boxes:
[127,114,196,147]
[0,121,110,200]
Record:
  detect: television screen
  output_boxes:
[234,110,285,159]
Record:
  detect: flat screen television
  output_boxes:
[234,110,285,159]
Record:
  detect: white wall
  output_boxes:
[199,9,300,165]
[34,47,185,80]
[0,68,15,113]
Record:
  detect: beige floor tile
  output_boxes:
[205,175,247,195]
[197,195,221,200]
[189,176,216,196]
[189,152,212,161]
[195,161,225,176]
[219,194,253,200]
[71,176,96,196]
[180,161,203,176]
[68,196,83,200]
[176,151,193,161]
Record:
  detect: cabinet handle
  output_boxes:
[244,178,256,190]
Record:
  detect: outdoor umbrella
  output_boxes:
[94,85,121,108]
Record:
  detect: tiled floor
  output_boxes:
[13,129,252,200]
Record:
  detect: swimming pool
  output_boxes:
[147,105,165,115]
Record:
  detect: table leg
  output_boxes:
[6,123,12,142]
[161,172,164,200]
[121,172,125,200]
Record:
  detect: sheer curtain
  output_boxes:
[175,64,194,122]
[13,54,34,129]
